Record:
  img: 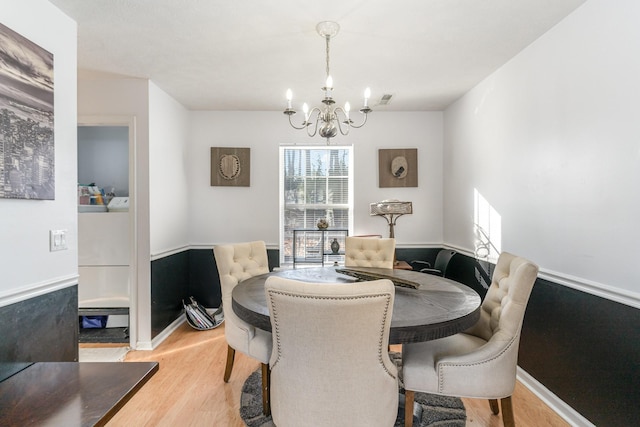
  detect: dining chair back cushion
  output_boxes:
[265,277,398,427]
[344,236,396,269]
[402,252,539,398]
[213,241,271,359]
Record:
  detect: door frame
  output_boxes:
[78,115,138,349]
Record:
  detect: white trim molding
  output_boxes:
[155,242,640,309]
[517,367,595,427]
[144,315,186,350]
[0,274,79,308]
[150,245,190,261]
[538,269,640,310]
[189,242,281,251]
[444,244,640,310]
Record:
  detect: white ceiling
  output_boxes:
[49,0,586,111]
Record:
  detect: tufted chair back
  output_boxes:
[344,236,396,269]
[465,252,539,348]
[213,241,271,359]
[434,252,539,398]
[265,277,398,427]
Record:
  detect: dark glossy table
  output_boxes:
[232,267,481,345]
[0,361,158,427]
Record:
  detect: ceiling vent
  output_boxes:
[378,94,393,105]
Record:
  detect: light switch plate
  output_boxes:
[50,229,68,251]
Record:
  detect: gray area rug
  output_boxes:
[240,351,466,427]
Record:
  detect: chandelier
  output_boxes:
[283,21,372,143]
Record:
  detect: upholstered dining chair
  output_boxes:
[213,240,272,415]
[401,252,539,427]
[344,236,396,269]
[265,276,399,427]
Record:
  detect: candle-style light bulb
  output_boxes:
[303,103,309,121]
[286,89,292,109]
[324,76,333,98]
[363,87,371,107]
[326,76,333,89]
[344,102,351,120]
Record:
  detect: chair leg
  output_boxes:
[261,363,271,416]
[404,390,415,427]
[489,398,499,415]
[223,345,235,382]
[501,396,515,427]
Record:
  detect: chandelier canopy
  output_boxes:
[284,21,372,143]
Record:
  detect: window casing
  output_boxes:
[279,146,353,265]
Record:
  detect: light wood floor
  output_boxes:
[104,322,570,427]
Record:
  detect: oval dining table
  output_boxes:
[232,266,481,345]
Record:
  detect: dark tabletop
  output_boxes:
[0,361,158,427]
[232,267,481,345]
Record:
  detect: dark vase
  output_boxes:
[330,238,340,254]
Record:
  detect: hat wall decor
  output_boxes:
[378,148,418,187]
[210,147,250,186]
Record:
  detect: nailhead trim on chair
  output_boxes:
[438,332,519,394]
[266,291,396,378]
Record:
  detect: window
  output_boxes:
[279,146,353,265]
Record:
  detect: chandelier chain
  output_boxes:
[325,35,331,78]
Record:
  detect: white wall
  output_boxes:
[188,111,443,248]
[443,0,640,298]
[0,1,77,305]
[148,81,190,256]
[78,126,129,196]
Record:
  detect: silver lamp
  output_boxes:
[284,21,372,144]
[370,200,413,238]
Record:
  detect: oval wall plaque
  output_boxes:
[219,154,241,180]
[391,156,408,179]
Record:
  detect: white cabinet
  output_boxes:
[78,212,129,308]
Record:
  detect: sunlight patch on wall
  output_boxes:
[474,188,501,262]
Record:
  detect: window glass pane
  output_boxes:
[305,177,327,204]
[328,177,348,204]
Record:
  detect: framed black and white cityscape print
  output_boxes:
[0,22,54,200]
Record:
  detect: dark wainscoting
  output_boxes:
[150,248,280,339]
[518,278,640,427]
[188,249,220,308]
[395,247,440,269]
[446,252,640,427]
[0,285,78,363]
[150,251,190,338]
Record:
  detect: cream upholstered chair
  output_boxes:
[213,241,272,415]
[402,252,539,427]
[344,236,396,269]
[265,277,399,427]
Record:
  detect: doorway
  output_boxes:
[77,116,137,349]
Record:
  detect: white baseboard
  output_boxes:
[148,315,186,350]
[517,367,595,427]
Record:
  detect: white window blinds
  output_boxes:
[279,146,353,264]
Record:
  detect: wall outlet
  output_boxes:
[50,229,68,251]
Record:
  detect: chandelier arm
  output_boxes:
[287,113,308,130]
[332,107,351,136]
[347,111,370,129]
[306,109,321,137]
